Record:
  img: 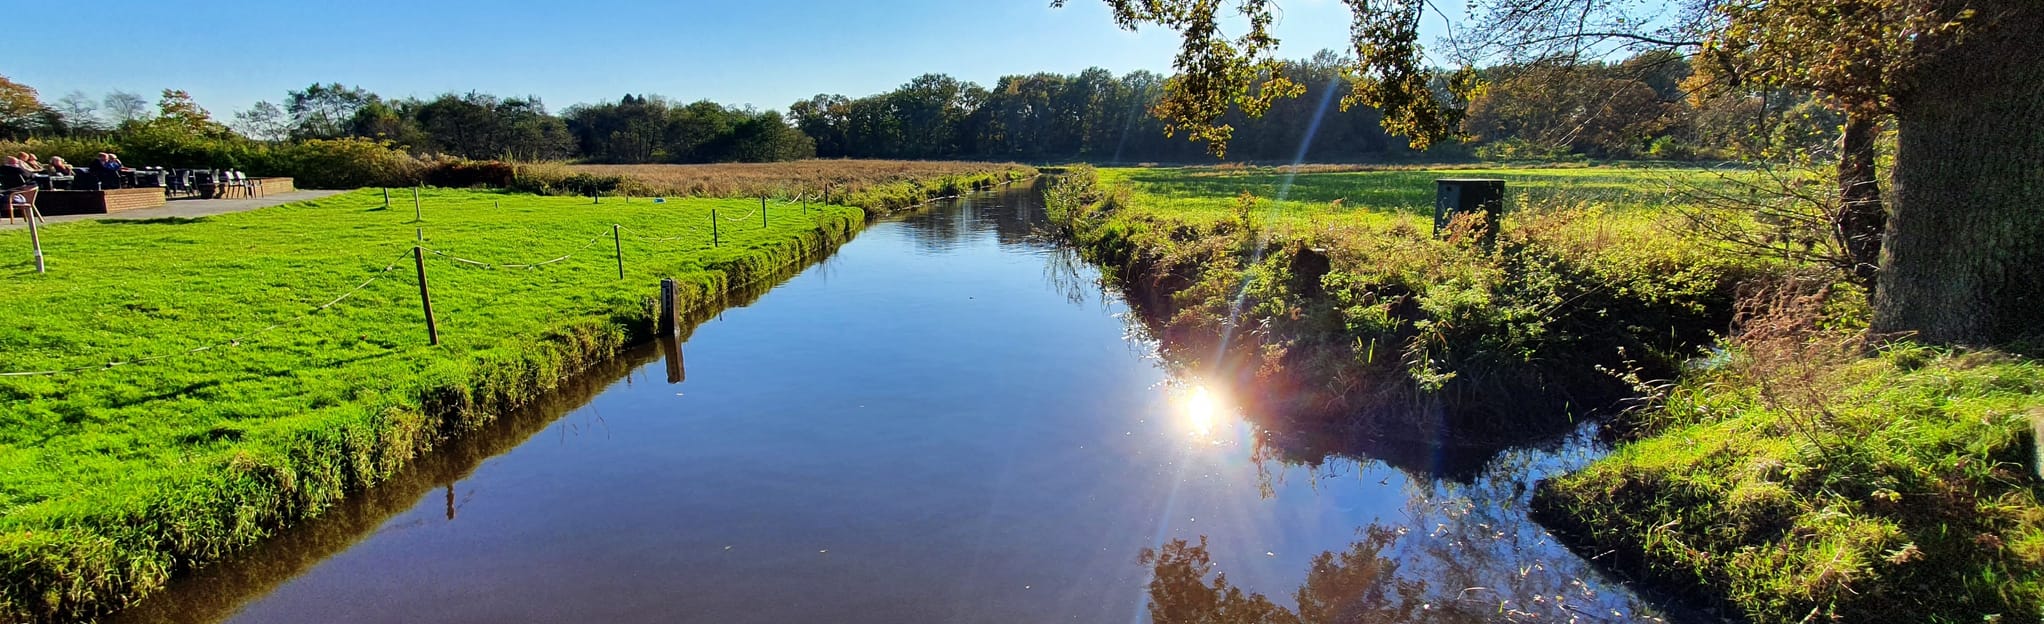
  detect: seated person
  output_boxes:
[1,157,34,189]
[90,153,125,189]
[44,156,74,176]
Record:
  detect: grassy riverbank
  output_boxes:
[1533,318,2044,620]
[569,160,1038,215]
[1055,164,2044,620]
[0,189,865,621]
[1055,164,1771,450]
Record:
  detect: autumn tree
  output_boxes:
[1074,0,2043,346]
[0,76,53,139]
[154,89,225,135]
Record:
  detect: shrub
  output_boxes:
[279,138,424,188]
[421,158,517,188]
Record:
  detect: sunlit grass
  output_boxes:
[0,188,865,621]
[1095,164,1748,228]
[1536,345,2044,621]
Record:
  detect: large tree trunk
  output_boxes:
[1834,111,1883,289]
[1871,0,2044,346]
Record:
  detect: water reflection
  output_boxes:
[1148,426,1679,623]
[660,335,686,384]
[1180,384,1223,439]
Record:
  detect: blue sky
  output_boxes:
[14,0,1451,118]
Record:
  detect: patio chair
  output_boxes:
[6,185,37,225]
[166,169,187,198]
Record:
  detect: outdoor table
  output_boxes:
[33,175,74,190]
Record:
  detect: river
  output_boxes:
[115,186,1679,624]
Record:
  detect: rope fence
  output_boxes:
[1,190,853,377]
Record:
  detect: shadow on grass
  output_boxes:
[101,217,211,226]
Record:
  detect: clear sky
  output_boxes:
[13,0,1452,118]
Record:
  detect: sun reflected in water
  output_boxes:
[1180,384,1223,439]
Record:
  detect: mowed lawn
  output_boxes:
[1097,164,1750,227]
[0,189,860,565]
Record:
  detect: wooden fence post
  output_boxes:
[383,187,391,209]
[658,278,679,337]
[413,186,421,222]
[27,203,46,274]
[711,209,720,247]
[414,246,440,346]
[762,196,768,228]
[612,224,624,279]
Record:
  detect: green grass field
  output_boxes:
[1095,164,1748,228]
[0,189,864,621]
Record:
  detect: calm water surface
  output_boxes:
[119,188,1678,623]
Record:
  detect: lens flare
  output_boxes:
[1184,384,1219,437]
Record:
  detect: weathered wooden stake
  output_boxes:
[413,187,421,222]
[27,204,46,274]
[762,197,769,228]
[661,335,686,384]
[802,194,808,214]
[658,278,679,337]
[383,187,391,209]
[612,223,625,279]
[711,209,720,247]
[413,246,440,346]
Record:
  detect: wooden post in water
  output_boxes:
[711,209,720,247]
[658,278,679,337]
[413,246,440,346]
[661,335,686,384]
[612,224,625,279]
[27,203,46,274]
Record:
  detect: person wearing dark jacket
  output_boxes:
[1,157,35,189]
[89,153,126,189]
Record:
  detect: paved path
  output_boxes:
[2,190,347,230]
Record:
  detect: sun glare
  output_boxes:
[1183,384,1220,438]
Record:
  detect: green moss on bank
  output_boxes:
[0,189,865,622]
[1054,165,1768,445]
[1535,345,2044,622]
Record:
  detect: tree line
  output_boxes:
[2,51,1832,168]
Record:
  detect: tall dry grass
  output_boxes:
[569,159,1035,199]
